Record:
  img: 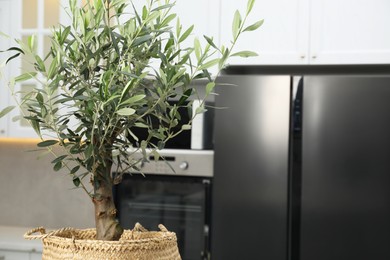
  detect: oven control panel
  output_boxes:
[127,149,214,177]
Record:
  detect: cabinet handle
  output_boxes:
[300,55,305,59]
[312,55,317,59]
[0,129,5,134]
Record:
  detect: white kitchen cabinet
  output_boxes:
[309,0,390,64]
[220,0,310,65]
[220,0,390,65]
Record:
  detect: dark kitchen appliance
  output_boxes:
[114,150,213,260]
[211,65,390,260]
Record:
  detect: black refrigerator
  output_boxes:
[211,65,390,260]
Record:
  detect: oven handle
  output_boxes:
[202,178,212,260]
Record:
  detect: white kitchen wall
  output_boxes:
[0,139,94,228]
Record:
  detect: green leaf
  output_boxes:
[0,106,15,118]
[178,25,194,43]
[194,38,201,61]
[219,48,230,70]
[160,13,176,27]
[196,106,207,114]
[152,3,175,12]
[51,155,67,164]
[47,58,58,79]
[53,161,63,171]
[144,11,160,24]
[206,82,216,95]
[70,165,80,174]
[28,35,36,52]
[203,35,219,51]
[199,58,220,70]
[142,6,148,20]
[247,0,256,15]
[14,72,37,82]
[131,34,152,47]
[34,55,46,72]
[5,53,21,64]
[37,140,59,147]
[243,20,264,32]
[120,94,146,106]
[72,177,81,187]
[232,10,242,39]
[30,119,41,137]
[231,50,258,57]
[181,124,191,130]
[117,107,136,116]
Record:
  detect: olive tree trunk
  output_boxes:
[92,162,123,241]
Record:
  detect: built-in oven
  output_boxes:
[114,84,215,259]
[114,149,213,260]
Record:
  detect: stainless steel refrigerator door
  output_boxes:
[301,76,390,260]
[211,75,291,260]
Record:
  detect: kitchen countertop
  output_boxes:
[0,226,43,252]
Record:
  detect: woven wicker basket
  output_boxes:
[24,223,181,260]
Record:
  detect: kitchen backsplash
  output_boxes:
[0,139,94,228]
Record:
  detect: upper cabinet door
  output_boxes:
[310,0,390,64]
[220,0,310,65]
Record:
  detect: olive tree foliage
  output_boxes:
[1,0,262,196]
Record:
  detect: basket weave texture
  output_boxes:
[24,223,181,260]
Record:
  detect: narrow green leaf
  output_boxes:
[131,34,152,47]
[5,53,21,64]
[196,106,207,114]
[34,55,46,72]
[37,140,59,147]
[144,11,160,24]
[152,3,175,12]
[28,35,36,52]
[117,107,136,116]
[181,124,191,130]
[142,6,148,20]
[178,25,194,43]
[160,13,176,27]
[14,72,37,82]
[206,82,216,95]
[199,58,220,70]
[31,119,41,137]
[70,165,80,174]
[120,94,146,106]
[48,58,58,79]
[243,20,264,32]
[203,35,219,51]
[176,17,181,38]
[232,10,242,39]
[0,106,15,118]
[219,48,230,70]
[53,161,63,171]
[194,37,201,61]
[247,0,256,15]
[231,50,258,57]
[51,155,67,164]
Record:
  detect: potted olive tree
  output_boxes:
[1,0,262,258]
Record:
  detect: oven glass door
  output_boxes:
[115,174,212,260]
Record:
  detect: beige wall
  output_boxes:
[0,139,94,229]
